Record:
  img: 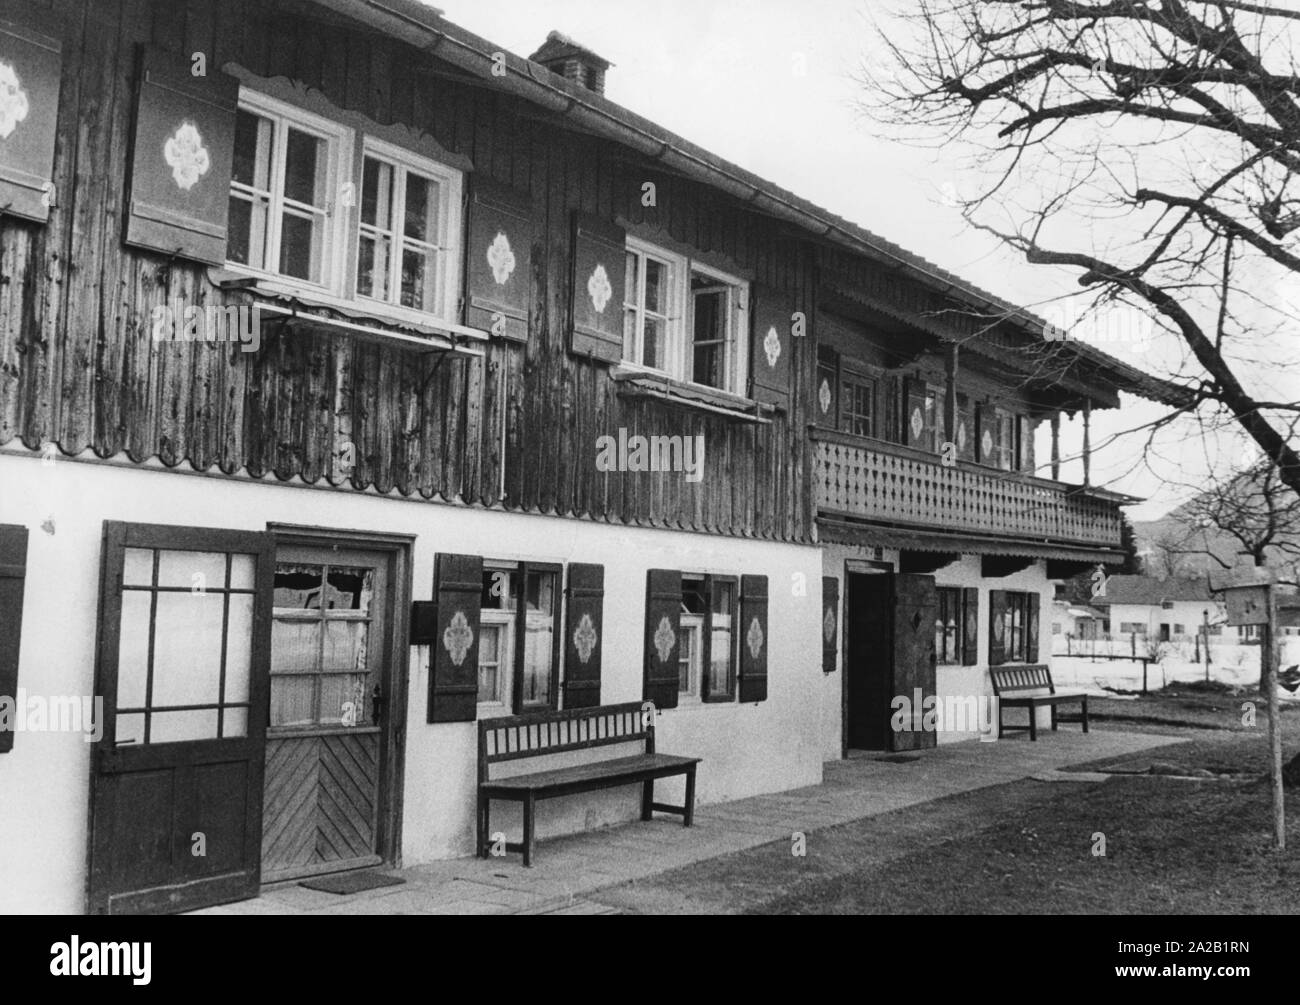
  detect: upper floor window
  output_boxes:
[226,90,463,329]
[994,408,1016,471]
[841,372,877,438]
[228,93,347,289]
[356,140,460,321]
[622,237,748,395]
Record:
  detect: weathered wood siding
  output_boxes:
[0,0,814,542]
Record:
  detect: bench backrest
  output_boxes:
[478,702,653,785]
[990,664,1055,695]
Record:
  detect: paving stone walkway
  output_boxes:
[195,729,1181,915]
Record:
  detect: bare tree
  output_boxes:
[865,0,1300,496]
[863,0,1300,798]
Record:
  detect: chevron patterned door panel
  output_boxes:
[262,551,389,882]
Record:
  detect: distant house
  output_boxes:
[1050,597,1105,639]
[1092,575,1224,641]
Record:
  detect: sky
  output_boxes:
[431,0,1299,521]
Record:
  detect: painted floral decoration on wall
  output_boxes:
[573,612,598,664]
[747,616,764,661]
[818,378,832,414]
[653,615,676,664]
[587,263,612,313]
[0,61,31,140]
[163,121,211,192]
[909,406,925,442]
[822,604,836,645]
[487,231,516,285]
[763,325,781,369]
[443,610,474,667]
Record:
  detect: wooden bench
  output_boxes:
[990,664,1089,741]
[477,701,701,866]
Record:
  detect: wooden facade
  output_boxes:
[0,0,1138,552]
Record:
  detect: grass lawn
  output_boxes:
[590,685,1300,914]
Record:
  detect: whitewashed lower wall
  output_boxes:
[0,451,822,912]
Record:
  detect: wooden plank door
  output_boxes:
[892,573,938,752]
[87,523,275,914]
[845,571,892,750]
[261,545,393,881]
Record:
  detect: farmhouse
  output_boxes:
[0,0,1188,913]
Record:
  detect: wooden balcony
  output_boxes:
[812,430,1124,549]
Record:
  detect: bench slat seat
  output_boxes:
[477,702,700,866]
[482,753,701,795]
[990,664,1089,741]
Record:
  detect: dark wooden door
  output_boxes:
[261,545,394,881]
[846,571,892,750]
[891,573,938,752]
[87,523,275,915]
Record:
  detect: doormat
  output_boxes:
[873,754,923,764]
[300,870,406,895]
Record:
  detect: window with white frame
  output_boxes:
[676,573,737,703]
[476,562,559,714]
[622,238,748,395]
[228,93,348,289]
[356,139,461,322]
[227,90,463,329]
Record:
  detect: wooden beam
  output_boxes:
[982,554,1037,578]
[1082,400,1092,488]
[1050,413,1061,481]
[899,549,960,574]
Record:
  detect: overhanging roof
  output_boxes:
[817,517,1125,564]
[320,0,1196,410]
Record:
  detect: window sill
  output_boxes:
[216,273,488,356]
[611,367,771,424]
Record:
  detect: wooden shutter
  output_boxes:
[750,285,793,411]
[903,377,929,449]
[815,347,839,427]
[427,553,482,724]
[956,396,975,462]
[822,576,839,674]
[570,212,625,363]
[738,574,769,703]
[643,568,680,710]
[465,176,532,342]
[0,5,63,223]
[975,403,996,466]
[0,524,29,754]
[988,589,1008,667]
[125,48,238,265]
[562,562,604,709]
[1026,592,1041,663]
[1018,415,1035,474]
[961,587,978,666]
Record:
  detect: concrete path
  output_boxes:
[195,728,1181,915]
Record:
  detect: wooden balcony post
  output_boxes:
[945,345,958,447]
[1082,400,1092,487]
[1050,413,1061,481]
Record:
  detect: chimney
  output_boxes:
[529,30,612,95]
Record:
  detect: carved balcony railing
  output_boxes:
[812,430,1123,549]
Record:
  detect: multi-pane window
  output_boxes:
[228,95,343,287]
[115,547,259,744]
[356,141,457,319]
[269,563,376,729]
[477,562,559,714]
[678,574,737,703]
[935,587,964,665]
[1001,592,1032,661]
[227,91,463,327]
[622,238,748,395]
[842,375,875,438]
[623,245,674,372]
